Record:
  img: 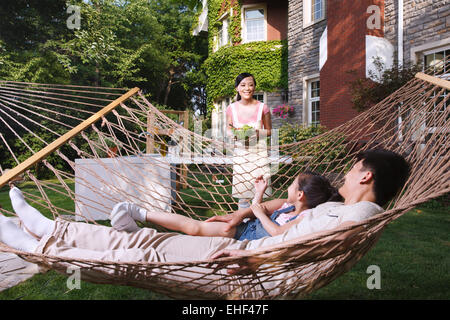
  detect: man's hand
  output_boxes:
[210,249,259,275]
[205,214,233,223]
[205,213,242,232]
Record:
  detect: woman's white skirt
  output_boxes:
[232,142,272,199]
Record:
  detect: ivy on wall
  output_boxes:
[204,0,288,110]
[208,0,241,53]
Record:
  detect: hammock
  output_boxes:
[0,62,448,299]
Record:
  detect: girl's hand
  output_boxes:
[254,176,267,195]
[250,203,267,219]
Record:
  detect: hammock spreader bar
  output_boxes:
[415,72,450,90]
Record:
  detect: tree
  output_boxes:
[0,0,72,83]
[47,0,168,89]
[148,0,208,110]
[0,0,69,51]
[349,57,423,112]
[0,0,207,111]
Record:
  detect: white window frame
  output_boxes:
[213,10,232,52]
[216,10,232,51]
[422,44,450,77]
[241,4,267,43]
[422,46,449,129]
[409,41,449,154]
[303,74,320,126]
[253,92,266,104]
[303,0,326,28]
[410,37,450,66]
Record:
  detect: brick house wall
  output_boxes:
[320,0,381,129]
[205,0,449,132]
[266,0,288,41]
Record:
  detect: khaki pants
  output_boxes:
[33,218,269,298]
[36,218,242,262]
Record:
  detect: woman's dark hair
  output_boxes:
[297,171,341,208]
[234,73,256,101]
[355,149,410,207]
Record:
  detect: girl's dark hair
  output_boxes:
[297,171,342,208]
[234,73,256,101]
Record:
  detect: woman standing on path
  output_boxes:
[226,73,273,209]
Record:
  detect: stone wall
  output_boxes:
[384,0,450,65]
[287,0,326,125]
[403,0,450,64]
[384,0,398,48]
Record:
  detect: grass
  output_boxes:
[305,205,449,299]
[0,180,448,300]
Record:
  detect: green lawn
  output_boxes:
[0,180,448,300]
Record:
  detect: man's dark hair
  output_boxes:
[356,149,410,207]
[298,171,341,208]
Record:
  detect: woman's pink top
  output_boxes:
[226,101,270,125]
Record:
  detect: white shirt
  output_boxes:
[243,201,383,250]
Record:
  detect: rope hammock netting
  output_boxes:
[0,60,448,299]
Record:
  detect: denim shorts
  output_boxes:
[233,219,271,241]
[233,204,296,241]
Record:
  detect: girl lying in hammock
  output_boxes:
[109,172,341,241]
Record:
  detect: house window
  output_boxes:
[420,46,449,156]
[218,16,231,49]
[309,80,320,126]
[423,47,449,128]
[423,47,449,76]
[304,0,326,27]
[243,7,266,42]
[253,92,265,103]
[312,0,324,22]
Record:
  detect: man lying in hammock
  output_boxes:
[108,171,341,240]
[0,149,409,280]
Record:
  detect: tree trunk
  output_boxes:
[163,68,175,106]
[95,63,100,87]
